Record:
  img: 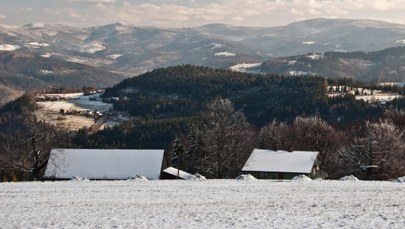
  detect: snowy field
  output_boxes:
[1,180,405,228]
[36,93,113,130]
[37,93,112,113]
[229,63,262,73]
[355,93,402,103]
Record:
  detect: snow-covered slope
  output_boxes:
[1,180,405,228]
[0,44,20,51]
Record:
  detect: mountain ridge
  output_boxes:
[2,18,405,71]
[1,18,405,104]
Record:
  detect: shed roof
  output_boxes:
[44,149,164,180]
[242,149,318,174]
[163,166,192,179]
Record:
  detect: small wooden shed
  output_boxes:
[161,166,192,180]
[241,149,319,179]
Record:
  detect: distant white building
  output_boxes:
[241,149,319,179]
[44,149,165,180]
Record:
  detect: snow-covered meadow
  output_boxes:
[229,63,262,73]
[1,180,405,228]
[36,93,114,130]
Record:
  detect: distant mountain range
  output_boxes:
[1,18,405,104]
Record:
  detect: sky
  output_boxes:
[0,0,405,28]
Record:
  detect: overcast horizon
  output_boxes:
[1,0,405,28]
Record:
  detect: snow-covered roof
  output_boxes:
[44,149,164,180]
[163,167,192,179]
[242,149,318,174]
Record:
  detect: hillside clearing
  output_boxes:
[36,93,114,131]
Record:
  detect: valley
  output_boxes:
[0,18,405,183]
[35,92,127,131]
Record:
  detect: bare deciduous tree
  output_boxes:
[331,137,374,179]
[383,109,405,129]
[188,98,255,178]
[0,108,70,181]
[259,120,291,151]
[366,120,405,180]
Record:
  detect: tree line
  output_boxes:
[166,98,405,180]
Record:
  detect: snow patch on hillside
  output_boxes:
[37,93,112,112]
[45,31,58,36]
[0,44,20,51]
[39,69,55,75]
[107,54,123,59]
[67,56,87,64]
[229,63,261,73]
[112,23,131,34]
[379,82,405,87]
[206,42,225,49]
[82,42,105,53]
[215,51,236,57]
[302,41,316,45]
[307,53,324,60]
[41,53,53,58]
[26,42,50,48]
[395,39,405,44]
[74,35,88,41]
[355,93,402,103]
[289,70,308,76]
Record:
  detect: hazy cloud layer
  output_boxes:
[64,0,117,3]
[0,0,404,27]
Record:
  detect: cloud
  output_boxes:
[64,0,116,3]
[102,0,404,27]
[0,14,6,20]
[3,0,405,27]
[369,0,398,11]
[96,3,107,8]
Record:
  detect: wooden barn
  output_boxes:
[44,149,165,180]
[241,149,319,179]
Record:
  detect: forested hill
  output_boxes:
[103,65,328,126]
[261,46,405,83]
